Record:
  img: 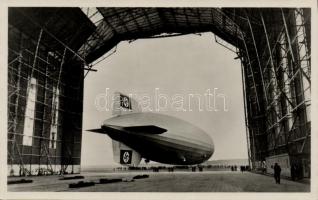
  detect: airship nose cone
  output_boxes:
[202,132,214,159]
[207,138,214,157]
[209,142,215,156]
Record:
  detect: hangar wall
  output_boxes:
[233,8,311,178]
[7,8,94,176]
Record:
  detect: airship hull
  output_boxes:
[98,112,214,165]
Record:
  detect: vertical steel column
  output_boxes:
[38,53,49,174]
[293,9,311,153]
[30,29,43,82]
[240,32,260,168]
[246,13,268,105]
[240,53,252,167]
[57,48,67,90]
[281,9,309,154]
[260,12,291,156]
[10,52,23,169]
[281,9,295,62]
[241,35,261,112]
[22,29,43,175]
[46,48,67,173]
[260,13,280,156]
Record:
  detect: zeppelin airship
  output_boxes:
[88,93,214,166]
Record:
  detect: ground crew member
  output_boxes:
[274,163,282,184]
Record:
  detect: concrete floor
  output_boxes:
[7,171,310,192]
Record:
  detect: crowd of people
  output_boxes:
[114,164,251,172]
[114,162,305,185]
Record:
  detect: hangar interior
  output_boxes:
[8,8,311,178]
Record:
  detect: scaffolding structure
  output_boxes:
[8,8,94,176]
[8,7,311,178]
[223,8,311,177]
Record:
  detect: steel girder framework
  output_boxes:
[232,9,311,174]
[8,8,94,176]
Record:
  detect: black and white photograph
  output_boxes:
[1,1,317,199]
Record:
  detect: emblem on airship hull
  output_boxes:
[120,94,131,109]
[120,150,132,164]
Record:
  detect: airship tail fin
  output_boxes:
[112,92,142,116]
[112,140,142,166]
[86,128,107,134]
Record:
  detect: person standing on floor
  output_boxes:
[274,163,282,184]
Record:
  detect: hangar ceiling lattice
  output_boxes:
[78,8,246,64]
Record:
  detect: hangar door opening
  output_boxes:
[82,32,247,167]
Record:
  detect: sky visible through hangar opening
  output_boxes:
[81,32,247,167]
